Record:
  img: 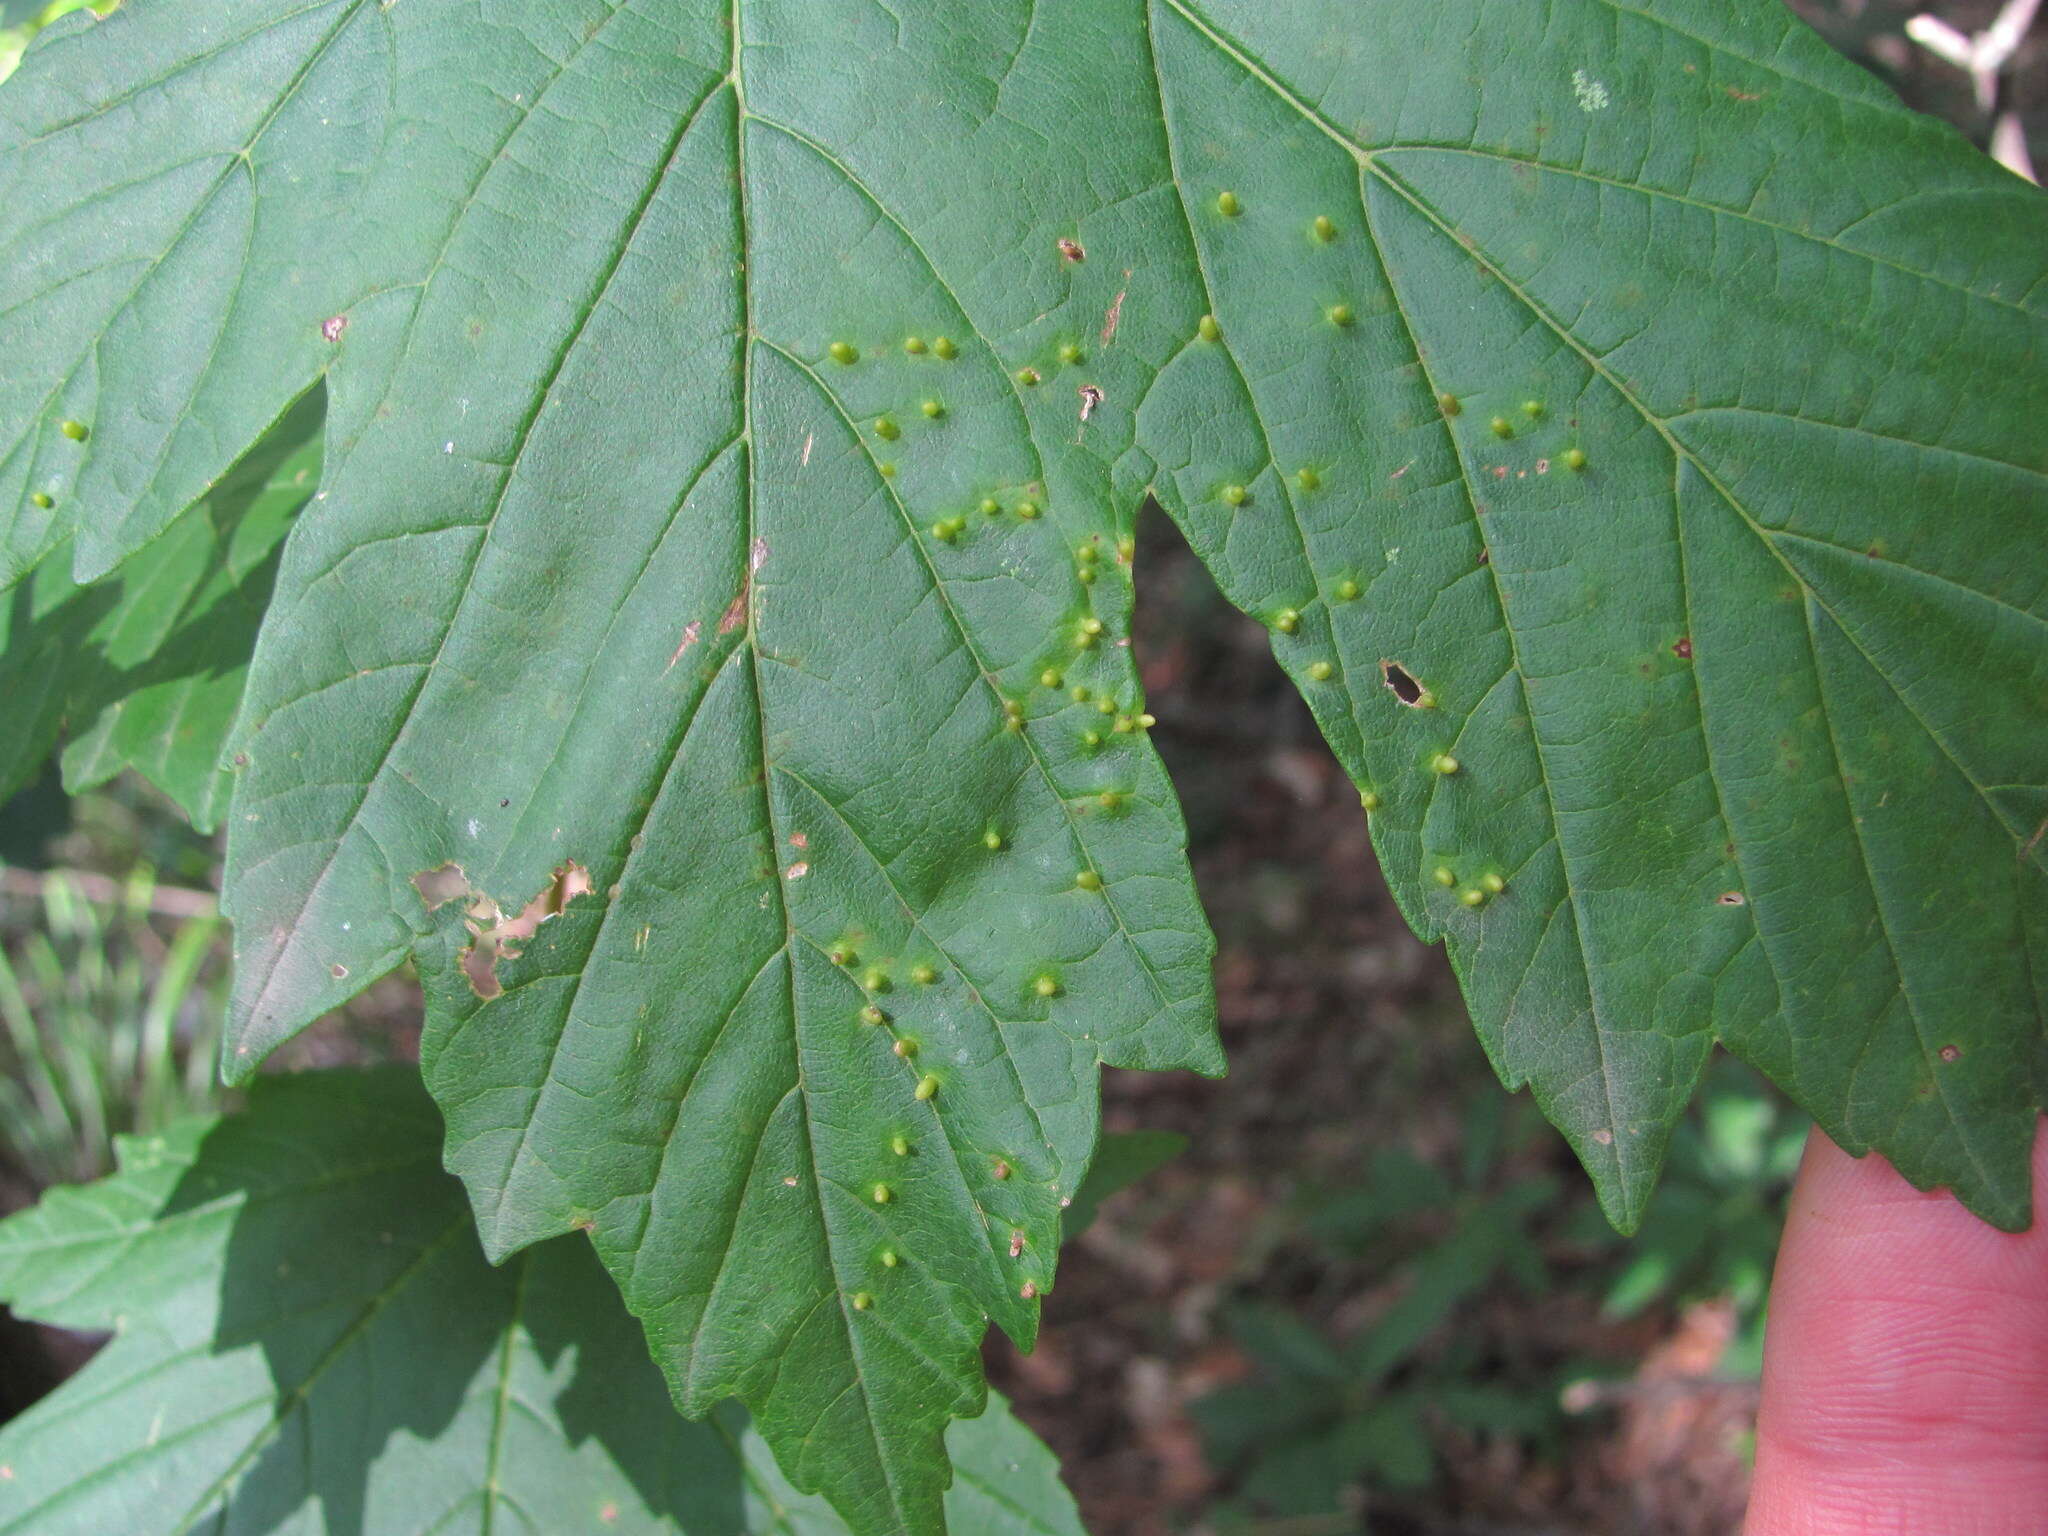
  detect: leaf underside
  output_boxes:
[1,0,2043,1530]
[0,1068,1085,1536]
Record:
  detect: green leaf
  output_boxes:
[0,390,319,829]
[1061,1128,1189,1237]
[0,1067,1086,1536]
[6,0,2046,1528]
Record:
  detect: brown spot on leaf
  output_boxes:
[417,861,597,999]
[1057,236,1084,262]
[1673,637,1693,660]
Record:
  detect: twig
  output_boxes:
[0,867,219,921]
[1907,0,2041,180]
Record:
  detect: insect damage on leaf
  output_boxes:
[412,861,596,999]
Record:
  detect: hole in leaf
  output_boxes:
[1381,662,1425,706]
[415,860,596,998]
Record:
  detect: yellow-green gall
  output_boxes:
[1059,343,1083,365]
[903,336,927,355]
[1327,303,1355,327]
[921,399,943,419]
[1434,865,1457,887]
[1431,753,1460,776]
[915,1073,940,1101]
[874,416,901,441]
[893,1037,917,1058]
[1116,535,1136,561]
[891,1134,910,1156]
[1221,484,1248,507]
[980,497,1000,516]
[1216,190,1242,217]
[1563,447,1588,471]
[932,520,957,542]
[1198,314,1221,342]
[1080,729,1102,747]
[881,1249,900,1267]
[1360,789,1382,811]
[30,491,53,509]
[872,1183,892,1204]
[863,967,890,993]
[1295,467,1321,491]
[1075,870,1102,891]
[1136,712,1157,729]
[829,341,858,364]
[860,1004,888,1026]
[1081,617,1105,637]
[1070,684,1091,703]
[1098,791,1125,812]
[829,944,858,966]
[1312,214,1336,242]
[1334,578,1360,601]
[1522,399,1544,418]
[1017,367,1041,386]
[1041,668,1064,689]
[853,1290,874,1309]
[1438,393,1462,418]
[1076,543,1099,564]
[1077,566,1096,585]
[1033,975,1061,998]
[933,336,958,359]
[1481,872,1507,895]
[1307,660,1334,681]
[1274,608,1299,634]
[60,419,89,441]
[1459,887,1486,908]
[1489,416,1513,439]
[983,829,1004,851]
[910,962,938,985]
[879,462,897,477]
[1016,500,1040,519]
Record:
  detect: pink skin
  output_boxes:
[1747,1124,2048,1534]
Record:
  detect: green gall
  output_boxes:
[1221,483,1248,507]
[893,1037,917,1058]
[1116,535,1136,561]
[871,1183,893,1204]
[1076,543,1099,564]
[829,341,858,364]
[1111,715,1133,733]
[860,1004,888,1026]
[921,399,943,419]
[1489,416,1513,439]
[863,967,890,993]
[1481,872,1507,895]
[1327,303,1355,327]
[1431,753,1460,776]
[1216,190,1242,217]
[1312,214,1336,242]
[1274,608,1300,635]
[881,1249,900,1268]
[1081,617,1106,637]
[979,497,1000,516]
[829,944,858,966]
[1360,789,1382,811]
[1563,447,1588,471]
[874,416,901,441]
[915,1074,940,1101]
[1077,566,1096,584]
[891,1134,910,1156]
[933,336,958,359]
[853,1291,874,1310]
[1307,661,1334,681]
[910,962,938,985]
[1434,865,1457,887]
[1075,870,1102,891]
[1459,887,1486,908]
[1438,393,1462,418]
[1080,729,1103,748]
[931,520,957,542]
[1070,684,1091,703]
[903,336,927,355]
[944,515,967,536]
[879,462,897,478]
[1136,712,1156,729]
[1017,367,1041,386]
[1098,791,1125,811]
[1059,343,1083,365]
[983,829,1005,851]
[1198,314,1221,342]
[30,491,53,509]
[1034,975,1061,998]
[1016,500,1040,519]
[1522,399,1544,418]
[1334,578,1360,601]
[1295,467,1320,491]
[59,419,88,442]
[1041,668,1064,689]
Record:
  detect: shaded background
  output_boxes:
[0,2,2037,1531]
